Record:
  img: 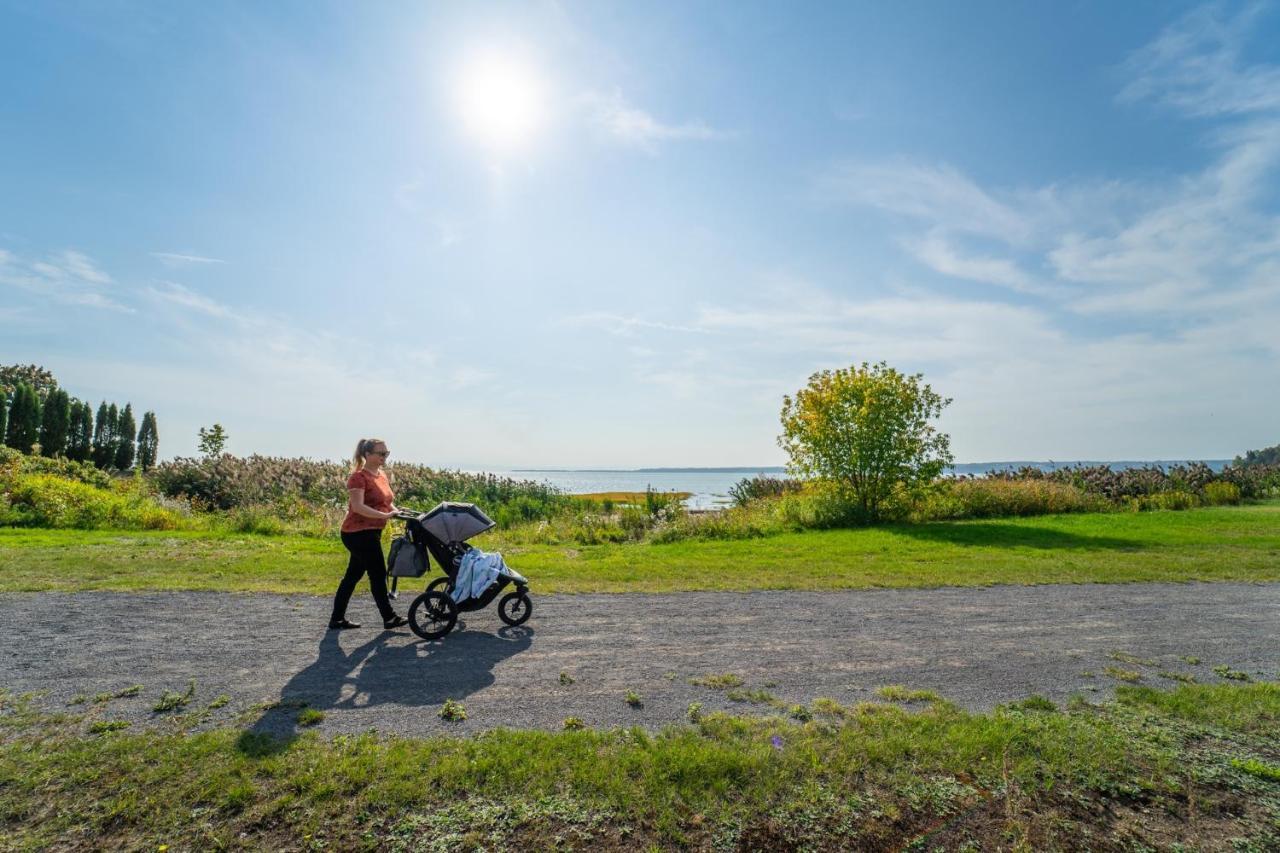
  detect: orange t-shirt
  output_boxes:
[341,468,395,533]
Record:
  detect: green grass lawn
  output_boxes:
[2,683,1278,850]
[1,502,1278,595]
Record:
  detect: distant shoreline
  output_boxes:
[511,460,1232,474]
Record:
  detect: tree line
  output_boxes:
[0,364,159,470]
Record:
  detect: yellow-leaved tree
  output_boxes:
[779,361,952,523]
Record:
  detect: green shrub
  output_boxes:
[914,479,1108,521]
[1203,482,1241,506]
[1134,490,1199,512]
[0,473,184,530]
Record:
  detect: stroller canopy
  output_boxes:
[419,501,496,542]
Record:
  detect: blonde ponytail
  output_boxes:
[352,438,375,472]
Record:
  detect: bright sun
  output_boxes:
[453,49,547,154]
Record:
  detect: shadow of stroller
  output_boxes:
[238,624,533,755]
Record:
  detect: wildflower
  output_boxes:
[771,735,784,751]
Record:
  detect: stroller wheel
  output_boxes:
[426,576,452,595]
[498,591,533,627]
[408,590,457,640]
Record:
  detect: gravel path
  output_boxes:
[2,584,1277,737]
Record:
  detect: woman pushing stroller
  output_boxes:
[329,437,409,631]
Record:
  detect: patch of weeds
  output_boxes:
[625,691,643,708]
[263,697,308,711]
[1103,666,1142,683]
[811,697,846,717]
[91,692,113,704]
[559,671,575,686]
[789,704,812,722]
[875,685,940,703]
[296,708,324,727]
[1159,671,1196,684]
[1011,695,1058,712]
[726,689,777,705]
[88,720,130,734]
[1108,650,1155,667]
[439,699,466,721]
[114,685,143,698]
[207,695,230,710]
[1213,665,1251,682]
[67,695,88,706]
[1079,670,1095,678]
[688,673,743,690]
[686,702,703,723]
[663,671,677,681]
[153,680,196,713]
[562,717,584,730]
[1182,655,1202,665]
[1232,757,1280,783]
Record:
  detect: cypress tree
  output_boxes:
[39,389,72,457]
[4,383,41,453]
[65,402,86,461]
[73,402,95,462]
[92,401,112,468]
[137,411,159,471]
[0,390,7,450]
[114,403,137,470]
[105,404,119,468]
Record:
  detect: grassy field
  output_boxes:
[0,502,1277,595]
[1,683,1277,850]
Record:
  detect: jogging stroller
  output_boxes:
[388,502,532,640]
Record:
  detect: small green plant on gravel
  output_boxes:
[686,702,703,723]
[91,692,112,704]
[1182,655,1202,665]
[789,704,813,722]
[558,671,575,685]
[87,720,130,734]
[207,695,230,710]
[726,689,778,705]
[296,708,324,727]
[562,717,584,731]
[625,691,642,708]
[1212,665,1251,681]
[1231,757,1280,782]
[1108,651,1155,667]
[688,673,743,690]
[1103,667,1142,683]
[113,685,143,698]
[1011,695,1057,713]
[153,680,195,713]
[67,694,87,706]
[876,685,940,703]
[1079,670,1095,677]
[439,699,466,721]
[1159,671,1196,684]
[811,697,846,717]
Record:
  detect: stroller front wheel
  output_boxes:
[408,590,458,640]
[498,590,532,627]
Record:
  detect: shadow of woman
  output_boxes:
[237,625,533,755]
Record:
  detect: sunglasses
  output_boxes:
[368,449,390,458]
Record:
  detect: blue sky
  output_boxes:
[2,1,1278,467]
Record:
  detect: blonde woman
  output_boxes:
[330,438,408,630]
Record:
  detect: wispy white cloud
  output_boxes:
[150,251,226,267]
[1119,2,1280,117]
[564,311,710,336]
[581,90,730,151]
[0,248,132,312]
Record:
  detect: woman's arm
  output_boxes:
[348,488,394,520]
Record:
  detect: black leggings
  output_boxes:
[333,529,396,622]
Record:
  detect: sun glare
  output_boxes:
[453,49,547,155]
